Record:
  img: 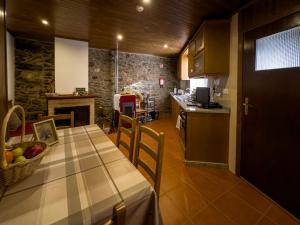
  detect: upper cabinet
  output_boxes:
[179,20,230,79]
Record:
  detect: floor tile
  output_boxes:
[266,205,300,225]
[191,205,235,225]
[160,171,182,195]
[166,183,208,218]
[182,169,230,201]
[230,180,271,213]
[256,217,278,225]
[182,220,194,225]
[159,195,189,225]
[213,192,262,225]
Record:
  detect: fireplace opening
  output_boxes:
[55,106,90,127]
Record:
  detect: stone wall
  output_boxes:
[15,38,54,113]
[89,49,178,125]
[89,49,115,125]
[13,39,177,124]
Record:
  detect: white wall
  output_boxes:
[6,31,15,103]
[228,13,239,174]
[55,37,88,94]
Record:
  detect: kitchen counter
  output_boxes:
[170,93,230,168]
[170,93,230,114]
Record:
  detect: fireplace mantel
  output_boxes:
[47,94,96,125]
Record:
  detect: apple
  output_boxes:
[5,150,13,164]
[12,147,24,158]
[14,155,26,163]
[24,144,43,159]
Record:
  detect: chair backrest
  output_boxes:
[38,112,75,130]
[134,125,165,194]
[116,114,137,162]
[119,95,136,117]
[103,202,126,225]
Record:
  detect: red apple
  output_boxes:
[24,144,43,159]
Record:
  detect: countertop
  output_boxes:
[170,93,230,114]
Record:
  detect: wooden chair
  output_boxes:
[38,111,75,130]
[135,98,147,123]
[134,125,165,194]
[103,202,126,225]
[116,114,137,162]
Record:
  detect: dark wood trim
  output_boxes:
[0,0,7,130]
[235,12,244,176]
[240,0,300,33]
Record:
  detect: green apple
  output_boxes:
[14,155,26,163]
[12,147,24,158]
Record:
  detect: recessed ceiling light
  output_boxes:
[117,34,123,40]
[143,0,151,3]
[136,5,144,12]
[164,44,168,48]
[41,19,49,26]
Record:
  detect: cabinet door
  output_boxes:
[194,51,204,74]
[188,40,196,75]
[188,53,194,75]
[195,30,204,53]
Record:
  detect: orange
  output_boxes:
[5,151,14,164]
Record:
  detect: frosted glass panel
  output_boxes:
[255,26,300,71]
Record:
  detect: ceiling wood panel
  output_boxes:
[6,0,250,57]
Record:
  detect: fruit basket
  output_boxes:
[0,105,49,186]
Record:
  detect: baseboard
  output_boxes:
[184,160,229,169]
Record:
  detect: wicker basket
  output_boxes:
[0,105,49,186]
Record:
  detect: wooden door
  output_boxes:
[241,13,300,219]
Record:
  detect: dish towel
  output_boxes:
[176,115,181,130]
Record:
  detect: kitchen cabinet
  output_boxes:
[186,112,229,165]
[171,97,181,124]
[186,19,230,77]
[178,48,189,80]
[170,95,229,167]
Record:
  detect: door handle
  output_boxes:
[243,97,253,116]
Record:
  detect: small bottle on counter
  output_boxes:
[174,87,177,94]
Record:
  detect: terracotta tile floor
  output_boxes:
[107,115,299,225]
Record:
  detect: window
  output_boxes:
[255,26,300,71]
[190,78,208,92]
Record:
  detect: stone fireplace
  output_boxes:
[47,95,96,125]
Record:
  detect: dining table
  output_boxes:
[0,124,161,225]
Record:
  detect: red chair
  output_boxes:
[114,95,136,128]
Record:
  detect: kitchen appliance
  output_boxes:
[196,87,210,105]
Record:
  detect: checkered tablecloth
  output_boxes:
[0,125,160,225]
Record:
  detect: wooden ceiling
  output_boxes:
[6,0,250,57]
